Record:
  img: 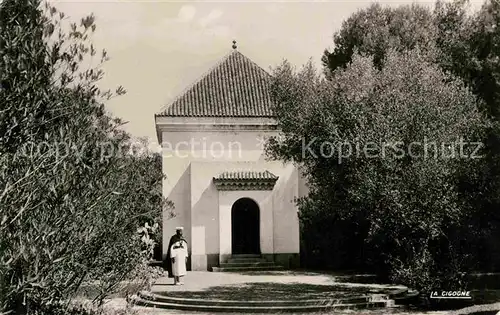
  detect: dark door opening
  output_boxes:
[231,198,260,255]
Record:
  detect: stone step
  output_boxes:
[231,254,262,258]
[132,295,389,313]
[227,258,268,264]
[220,262,276,268]
[211,265,284,272]
[139,291,373,307]
[143,291,373,307]
[387,288,409,299]
[393,290,420,305]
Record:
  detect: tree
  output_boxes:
[321,2,437,74]
[322,0,499,116]
[0,1,172,314]
[308,0,500,278]
[266,49,487,292]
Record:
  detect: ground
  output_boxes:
[150,270,403,292]
[101,271,457,315]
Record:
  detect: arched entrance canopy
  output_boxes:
[213,170,278,191]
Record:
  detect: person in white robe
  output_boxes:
[170,238,188,285]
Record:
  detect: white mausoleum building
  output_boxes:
[155,44,307,271]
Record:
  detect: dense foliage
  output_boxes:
[0,1,171,314]
[267,0,499,293]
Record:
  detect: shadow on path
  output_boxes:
[231,270,389,284]
[156,282,393,301]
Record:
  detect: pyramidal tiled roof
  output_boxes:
[156,49,275,118]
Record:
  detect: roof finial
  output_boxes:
[232,40,237,50]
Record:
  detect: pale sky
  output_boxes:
[49,0,485,146]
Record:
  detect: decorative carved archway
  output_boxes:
[214,170,278,256]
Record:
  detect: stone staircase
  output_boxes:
[133,291,393,313]
[132,288,419,313]
[211,254,284,272]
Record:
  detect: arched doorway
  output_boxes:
[231,198,260,254]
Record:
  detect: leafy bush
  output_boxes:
[28,299,144,315]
